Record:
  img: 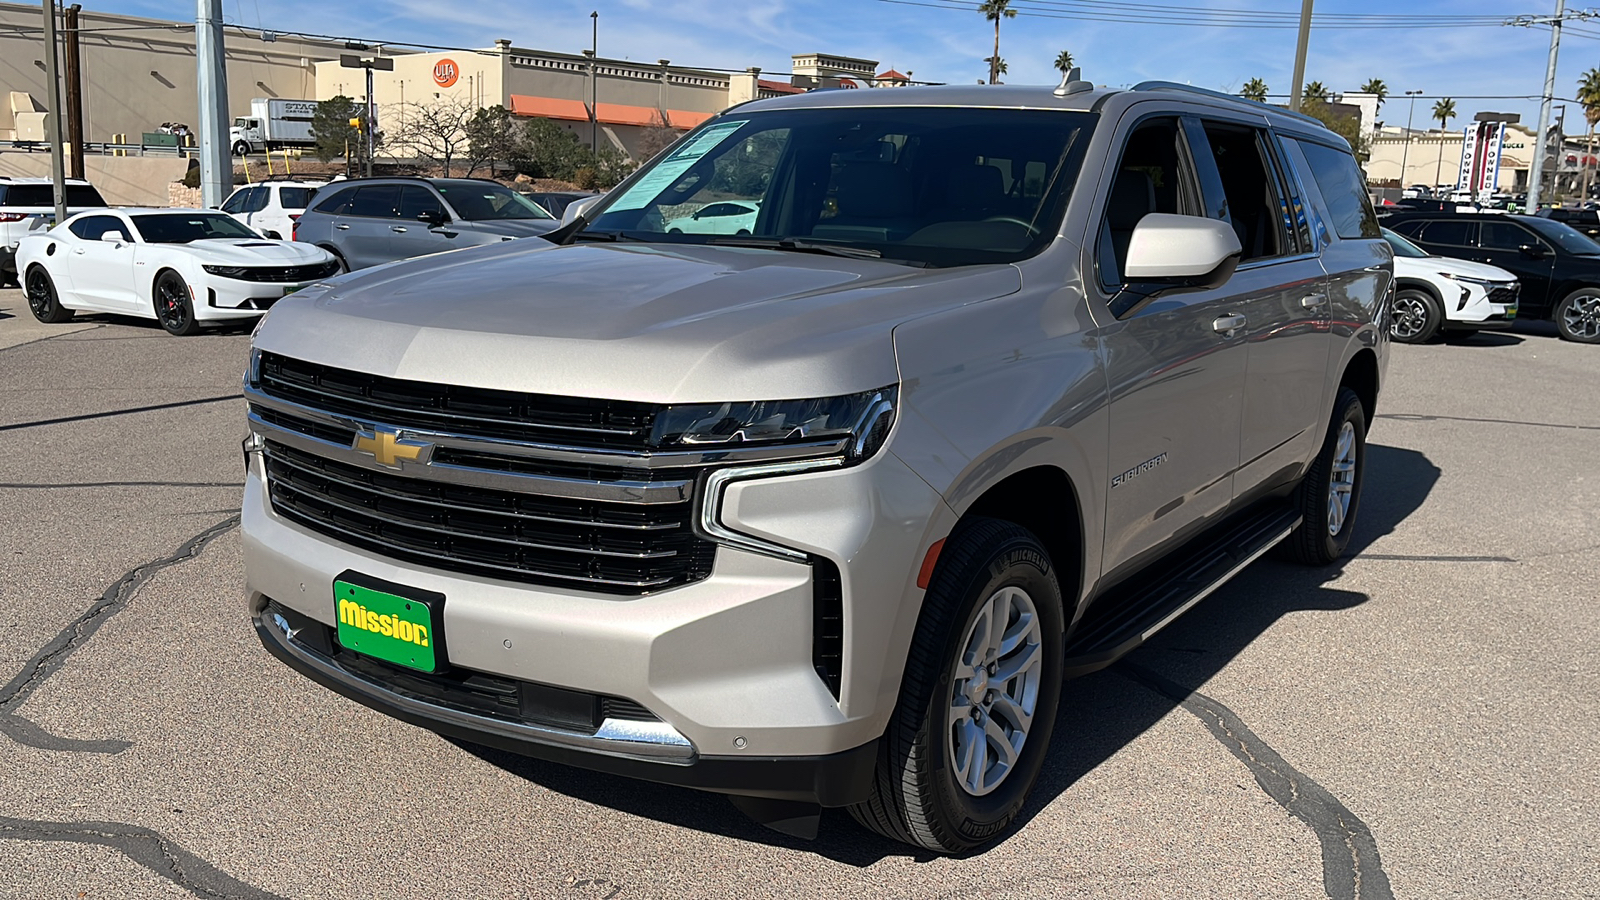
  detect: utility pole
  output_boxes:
[195,0,231,208]
[1505,2,1600,209]
[40,0,66,224]
[1399,89,1423,189]
[1289,0,1314,111]
[62,3,84,180]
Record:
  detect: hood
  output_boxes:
[183,239,332,266]
[256,240,1021,403]
[456,219,561,239]
[1396,254,1515,282]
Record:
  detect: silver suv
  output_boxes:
[291,176,559,270]
[243,82,1391,852]
[0,177,107,287]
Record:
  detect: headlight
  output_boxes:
[650,386,896,462]
[1438,272,1496,287]
[203,265,248,278]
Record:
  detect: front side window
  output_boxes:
[348,185,401,219]
[434,181,553,220]
[220,189,251,214]
[131,213,257,243]
[1479,221,1539,252]
[1520,216,1600,255]
[68,215,126,242]
[1381,228,1430,258]
[242,187,270,213]
[1096,117,1196,286]
[589,107,1098,267]
[398,186,446,220]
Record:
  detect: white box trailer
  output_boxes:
[230,98,318,155]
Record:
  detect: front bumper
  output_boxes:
[242,442,946,802]
[200,278,317,320]
[1447,280,1519,327]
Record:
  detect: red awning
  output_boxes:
[509,95,590,122]
[667,109,713,130]
[594,103,662,127]
[757,78,804,95]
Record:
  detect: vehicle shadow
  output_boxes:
[454,443,1440,864]
[1439,330,1522,347]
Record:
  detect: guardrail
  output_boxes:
[3,139,200,158]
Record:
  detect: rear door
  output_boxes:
[341,185,402,268]
[1187,117,1331,499]
[1475,219,1557,315]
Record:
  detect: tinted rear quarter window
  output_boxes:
[1420,220,1471,246]
[278,187,313,209]
[1295,140,1380,239]
[312,186,358,215]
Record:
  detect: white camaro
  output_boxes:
[1383,227,1520,343]
[17,208,340,336]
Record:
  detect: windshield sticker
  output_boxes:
[604,120,747,212]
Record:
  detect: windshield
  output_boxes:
[588,107,1098,267]
[1381,228,1430,258]
[435,181,553,220]
[1522,215,1600,255]
[131,214,259,243]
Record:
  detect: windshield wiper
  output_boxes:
[569,230,648,243]
[706,236,882,259]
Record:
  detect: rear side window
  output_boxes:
[1294,140,1380,239]
[1419,220,1472,246]
[397,185,445,220]
[312,186,358,214]
[348,185,401,218]
[1,184,104,208]
[67,215,125,241]
[278,187,313,210]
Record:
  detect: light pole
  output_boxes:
[1399,89,1423,191]
[339,47,394,178]
[590,10,599,163]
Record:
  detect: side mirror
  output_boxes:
[100,231,127,244]
[1518,244,1547,259]
[1113,214,1243,318]
[562,194,603,225]
[418,210,448,227]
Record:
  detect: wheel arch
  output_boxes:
[1393,276,1444,306]
[1340,348,1380,425]
[951,465,1085,619]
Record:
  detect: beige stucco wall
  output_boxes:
[1366,126,1531,192]
[0,1,349,143]
[0,151,190,206]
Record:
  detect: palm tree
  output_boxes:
[1241,77,1269,103]
[1432,97,1457,189]
[987,56,1008,79]
[1578,68,1600,202]
[1303,81,1331,103]
[979,0,1017,85]
[1360,78,1389,109]
[1055,49,1075,74]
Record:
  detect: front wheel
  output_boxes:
[1554,288,1600,343]
[232,141,250,157]
[153,270,202,336]
[1389,288,1443,343]
[849,518,1064,853]
[25,266,73,323]
[1284,387,1367,565]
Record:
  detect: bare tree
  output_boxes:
[634,113,679,165]
[388,97,479,177]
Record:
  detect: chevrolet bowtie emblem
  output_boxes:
[352,428,429,468]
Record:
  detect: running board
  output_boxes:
[1063,504,1301,678]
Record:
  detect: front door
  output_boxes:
[392,186,459,260]
[67,215,137,310]
[1475,218,1557,316]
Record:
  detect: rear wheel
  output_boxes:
[1284,387,1367,565]
[849,518,1064,853]
[25,266,73,323]
[1554,288,1600,343]
[153,270,202,336]
[1389,287,1443,343]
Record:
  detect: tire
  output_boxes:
[1553,287,1600,343]
[152,270,202,336]
[232,140,250,157]
[25,266,73,323]
[323,248,350,274]
[849,518,1064,853]
[1389,287,1443,343]
[1285,387,1367,565]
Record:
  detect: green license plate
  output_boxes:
[334,576,443,672]
[283,284,303,296]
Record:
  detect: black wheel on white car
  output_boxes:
[153,270,202,336]
[1389,287,1443,343]
[1554,287,1600,343]
[1285,387,1367,565]
[25,266,73,323]
[849,518,1064,853]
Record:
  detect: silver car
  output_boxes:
[243,81,1390,852]
[291,176,559,270]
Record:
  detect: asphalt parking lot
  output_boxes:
[0,288,1595,900]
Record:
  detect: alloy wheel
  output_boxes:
[946,585,1044,797]
[1327,421,1357,535]
[1390,294,1429,341]
[1561,292,1600,341]
[25,269,52,318]
[157,278,189,331]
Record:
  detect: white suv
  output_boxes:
[1383,227,1519,342]
[220,179,326,240]
[0,177,108,287]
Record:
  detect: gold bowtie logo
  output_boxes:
[353,429,428,468]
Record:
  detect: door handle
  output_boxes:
[1212,313,1247,335]
[390,226,407,233]
[335,223,350,230]
[1300,294,1325,309]
[73,248,86,255]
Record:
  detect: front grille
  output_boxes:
[1486,286,1518,306]
[263,441,716,594]
[257,351,658,449]
[235,261,341,283]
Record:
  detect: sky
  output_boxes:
[103,0,1600,133]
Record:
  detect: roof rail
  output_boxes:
[1130,80,1327,128]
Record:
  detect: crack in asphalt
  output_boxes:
[0,481,243,490]
[0,816,289,900]
[0,394,239,433]
[1361,553,1516,563]
[1378,412,1600,432]
[0,516,240,753]
[1118,662,1394,900]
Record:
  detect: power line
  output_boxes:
[874,0,1553,30]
